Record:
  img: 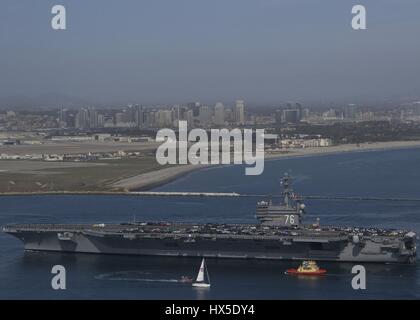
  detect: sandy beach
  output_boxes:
[112,140,420,191]
[112,164,208,191]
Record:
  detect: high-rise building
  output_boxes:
[344,105,357,119]
[186,110,194,128]
[282,109,299,124]
[135,105,145,127]
[125,105,136,123]
[115,112,125,127]
[296,103,302,121]
[144,110,156,127]
[225,108,233,122]
[97,114,105,128]
[58,108,69,128]
[234,100,245,125]
[214,102,225,126]
[177,106,189,122]
[275,110,283,130]
[199,105,212,126]
[75,108,90,129]
[302,108,310,120]
[187,102,201,118]
[88,107,99,128]
[156,110,174,127]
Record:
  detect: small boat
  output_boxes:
[192,258,211,288]
[286,260,327,276]
[179,276,193,283]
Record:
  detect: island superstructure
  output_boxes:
[2,175,417,263]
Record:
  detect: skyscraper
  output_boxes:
[344,104,357,119]
[275,110,283,131]
[234,100,245,125]
[135,105,145,127]
[282,109,299,124]
[58,108,69,128]
[88,107,99,128]
[296,103,303,122]
[199,105,212,126]
[75,108,90,129]
[125,104,136,123]
[186,109,194,128]
[214,102,225,126]
[156,110,174,127]
[187,102,201,118]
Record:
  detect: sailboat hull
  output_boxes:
[192,282,211,288]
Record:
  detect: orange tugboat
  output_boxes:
[286,260,327,276]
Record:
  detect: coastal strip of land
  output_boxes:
[264,140,420,160]
[1,140,420,195]
[112,164,207,191]
[112,140,420,191]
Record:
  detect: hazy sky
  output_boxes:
[1,0,419,105]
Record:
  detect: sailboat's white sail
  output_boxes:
[196,258,205,282]
[192,258,210,288]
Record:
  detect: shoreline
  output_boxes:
[1,140,420,196]
[112,164,208,191]
[113,140,420,192]
[264,140,420,161]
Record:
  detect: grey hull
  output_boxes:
[8,229,416,264]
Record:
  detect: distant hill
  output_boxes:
[0,93,93,110]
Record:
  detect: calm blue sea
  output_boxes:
[1,148,420,299]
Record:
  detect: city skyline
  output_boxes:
[3,98,420,132]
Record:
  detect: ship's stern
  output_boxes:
[400,231,417,263]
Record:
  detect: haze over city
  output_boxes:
[3,0,420,303]
[1,0,420,107]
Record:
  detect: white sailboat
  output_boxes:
[192,258,211,288]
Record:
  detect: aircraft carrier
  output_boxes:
[2,175,417,263]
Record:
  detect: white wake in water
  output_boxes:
[95,271,184,283]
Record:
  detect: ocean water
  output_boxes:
[1,148,420,299]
